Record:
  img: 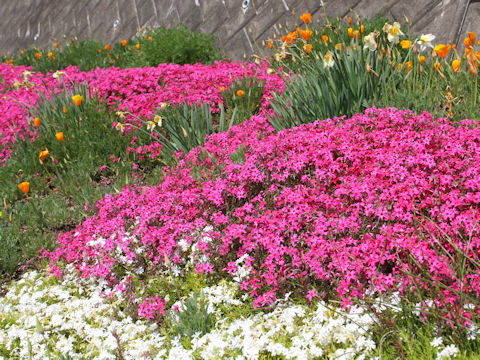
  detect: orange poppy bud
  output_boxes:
[33,117,41,128]
[39,148,49,161]
[405,61,412,74]
[434,62,441,70]
[54,42,59,47]
[56,132,64,142]
[434,44,450,58]
[322,35,328,43]
[468,32,476,45]
[360,25,364,34]
[452,59,461,73]
[303,43,312,53]
[353,30,360,40]
[148,36,152,40]
[464,37,473,49]
[52,56,56,61]
[335,43,343,52]
[299,28,312,41]
[452,44,456,50]
[18,181,30,194]
[20,50,24,54]
[63,106,67,114]
[470,64,478,75]
[136,43,141,50]
[47,52,53,57]
[300,13,312,24]
[104,44,111,51]
[72,94,83,106]
[267,41,273,49]
[347,27,354,38]
[236,90,244,97]
[220,86,225,92]
[348,17,352,25]
[98,49,102,53]
[121,40,127,46]
[418,55,426,64]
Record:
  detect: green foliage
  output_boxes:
[12,25,222,73]
[268,38,405,130]
[0,82,147,274]
[138,24,222,66]
[221,73,266,122]
[130,102,237,166]
[169,292,215,338]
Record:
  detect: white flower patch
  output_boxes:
[0,269,166,359]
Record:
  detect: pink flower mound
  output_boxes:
[0,64,57,164]
[0,62,284,164]
[45,107,480,311]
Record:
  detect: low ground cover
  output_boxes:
[1,11,480,360]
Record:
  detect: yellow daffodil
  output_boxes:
[146,121,156,131]
[53,71,65,79]
[115,122,125,133]
[154,115,163,126]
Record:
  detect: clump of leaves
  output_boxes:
[222,73,266,122]
[169,292,215,338]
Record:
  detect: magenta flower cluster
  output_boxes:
[44,102,480,315]
[0,61,284,164]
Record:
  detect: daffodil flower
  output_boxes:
[53,71,65,79]
[323,51,334,68]
[115,111,126,119]
[383,22,404,44]
[364,32,377,51]
[115,122,125,133]
[154,115,163,126]
[417,34,435,52]
[146,121,156,131]
[21,70,32,79]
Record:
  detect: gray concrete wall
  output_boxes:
[0,0,478,61]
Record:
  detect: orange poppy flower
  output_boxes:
[418,56,426,64]
[322,35,329,43]
[299,28,312,42]
[136,44,141,50]
[434,44,450,58]
[104,44,111,51]
[33,117,41,128]
[121,40,127,46]
[47,52,53,58]
[54,42,59,47]
[63,106,67,114]
[303,44,312,53]
[56,132,64,142]
[300,13,312,24]
[35,52,41,59]
[347,27,354,38]
[353,30,360,40]
[72,94,83,106]
[434,62,441,70]
[267,41,273,49]
[98,49,102,53]
[464,37,473,49]
[468,32,476,45]
[452,59,461,73]
[18,181,30,194]
[236,90,244,97]
[39,148,49,161]
[405,61,412,74]
[400,40,411,49]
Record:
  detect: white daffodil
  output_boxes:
[323,51,334,68]
[383,22,404,44]
[21,70,32,79]
[146,121,156,131]
[52,71,65,79]
[115,122,125,133]
[364,32,377,51]
[115,111,126,119]
[154,115,163,126]
[417,34,435,52]
[159,102,169,110]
